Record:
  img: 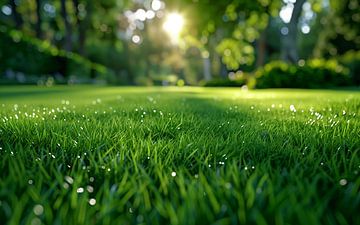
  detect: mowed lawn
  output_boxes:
[0,86,359,225]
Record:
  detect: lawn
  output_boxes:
[0,86,359,225]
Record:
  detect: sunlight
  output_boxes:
[279,4,294,23]
[163,12,184,44]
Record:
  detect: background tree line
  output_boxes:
[0,0,359,87]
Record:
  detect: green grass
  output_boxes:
[0,86,359,225]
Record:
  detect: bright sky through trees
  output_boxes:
[162,12,185,44]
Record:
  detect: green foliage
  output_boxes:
[0,87,359,224]
[216,39,255,70]
[255,59,351,88]
[0,27,112,83]
[338,51,360,85]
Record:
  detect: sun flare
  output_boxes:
[162,12,184,44]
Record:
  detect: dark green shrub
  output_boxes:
[255,60,351,89]
[0,26,113,84]
[203,78,247,87]
[339,51,360,85]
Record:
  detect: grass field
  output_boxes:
[0,86,359,225]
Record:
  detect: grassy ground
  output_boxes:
[0,86,359,225]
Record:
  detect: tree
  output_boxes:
[281,0,306,63]
[60,0,72,51]
[314,0,360,57]
[9,0,22,29]
[178,0,280,76]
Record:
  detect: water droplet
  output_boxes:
[33,204,44,216]
[171,172,176,177]
[65,176,74,184]
[31,218,41,225]
[290,105,296,112]
[87,186,94,193]
[89,198,96,206]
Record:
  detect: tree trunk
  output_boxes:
[281,0,306,63]
[79,1,92,55]
[72,0,90,55]
[60,0,72,52]
[35,0,42,38]
[9,0,23,29]
[256,29,267,67]
[72,0,80,23]
[203,56,212,81]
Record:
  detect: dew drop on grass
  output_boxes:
[65,176,74,184]
[89,198,96,206]
[87,186,94,193]
[31,218,41,225]
[33,204,44,216]
[171,172,176,177]
[28,179,33,185]
[339,179,347,186]
[77,187,84,193]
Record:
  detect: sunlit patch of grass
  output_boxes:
[0,86,359,225]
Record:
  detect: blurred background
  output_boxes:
[0,0,359,88]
